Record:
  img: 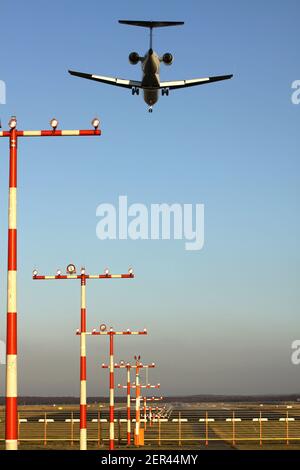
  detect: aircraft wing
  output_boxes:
[159,74,233,90]
[68,70,142,89]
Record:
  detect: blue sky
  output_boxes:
[0,0,299,396]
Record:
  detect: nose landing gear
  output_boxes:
[148,106,153,113]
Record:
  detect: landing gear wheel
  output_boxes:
[148,107,153,113]
[162,88,169,97]
[132,87,140,96]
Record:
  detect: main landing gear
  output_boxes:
[161,88,169,96]
[132,87,139,95]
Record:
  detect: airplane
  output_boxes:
[68,20,233,113]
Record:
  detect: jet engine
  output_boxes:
[162,52,173,65]
[129,52,140,65]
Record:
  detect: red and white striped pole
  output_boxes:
[96,328,147,450]
[126,365,131,445]
[34,266,133,451]
[117,361,157,446]
[6,123,18,450]
[129,382,161,435]
[135,357,141,446]
[105,361,132,446]
[109,331,115,450]
[0,116,100,451]
[126,383,161,438]
[99,330,116,450]
[143,397,147,430]
[80,269,87,450]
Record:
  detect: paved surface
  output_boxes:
[1,404,300,450]
[17,407,300,422]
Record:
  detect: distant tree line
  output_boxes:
[0,395,299,405]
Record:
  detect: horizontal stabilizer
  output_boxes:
[119,20,184,28]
